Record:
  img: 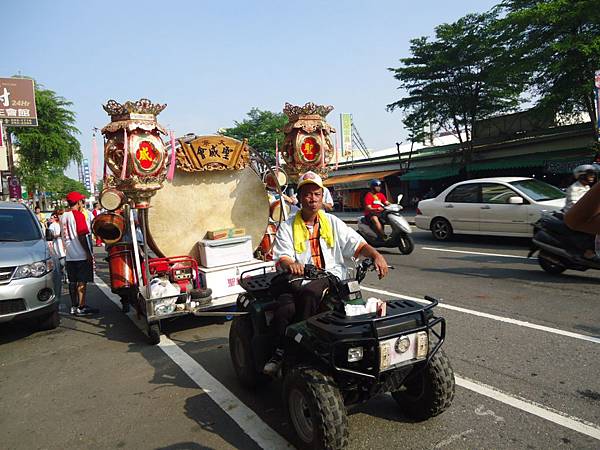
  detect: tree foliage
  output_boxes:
[45,172,90,202]
[387,11,526,173]
[7,80,82,191]
[219,108,288,163]
[499,0,600,139]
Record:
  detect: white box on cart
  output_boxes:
[197,236,254,268]
[198,259,275,299]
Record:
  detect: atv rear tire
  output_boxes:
[229,316,269,388]
[392,349,455,421]
[538,252,567,274]
[283,367,348,450]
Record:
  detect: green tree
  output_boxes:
[7,80,82,192]
[220,108,288,162]
[45,172,90,203]
[387,11,526,175]
[500,0,600,140]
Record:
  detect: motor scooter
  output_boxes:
[529,211,600,274]
[357,195,414,255]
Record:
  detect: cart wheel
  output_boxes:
[148,323,161,345]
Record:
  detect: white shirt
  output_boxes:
[564,181,590,212]
[273,212,366,279]
[61,210,91,261]
[323,187,334,208]
[48,221,65,258]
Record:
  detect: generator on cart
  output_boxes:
[93,98,284,344]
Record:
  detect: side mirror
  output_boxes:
[508,196,524,205]
[397,194,404,204]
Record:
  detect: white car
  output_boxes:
[415,177,566,240]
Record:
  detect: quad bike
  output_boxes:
[229,259,455,450]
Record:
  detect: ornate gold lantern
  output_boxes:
[101,98,168,209]
[281,102,336,180]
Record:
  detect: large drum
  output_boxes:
[147,167,270,257]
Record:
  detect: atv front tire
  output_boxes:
[229,316,269,388]
[283,367,348,450]
[392,349,455,421]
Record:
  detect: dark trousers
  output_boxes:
[272,278,329,347]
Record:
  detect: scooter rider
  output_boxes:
[264,171,389,375]
[564,164,596,212]
[364,179,391,240]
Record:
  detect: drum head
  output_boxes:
[147,167,270,257]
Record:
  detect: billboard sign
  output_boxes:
[596,70,600,141]
[0,78,37,127]
[340,113,353,157]
[8,176,22,199]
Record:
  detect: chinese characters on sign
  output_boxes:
[176,135,249,172]
[0,78,38,127]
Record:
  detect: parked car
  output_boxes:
[0,202,61,330]
[415,177,565,240]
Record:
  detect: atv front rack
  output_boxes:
[304,296,446,380]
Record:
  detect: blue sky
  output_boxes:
[6,0,498,175]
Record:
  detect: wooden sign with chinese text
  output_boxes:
[176,135,249,172]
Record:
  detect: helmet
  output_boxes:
[573,164,596,178]
[369,179,382,188]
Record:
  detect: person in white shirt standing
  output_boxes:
[48,211,66,270]
[61,191,96,316]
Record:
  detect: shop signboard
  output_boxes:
[595,70,600,140]
[8,176,22,199]
[0,78,38,127]
[340,113,353,157]
[0,122,7,171]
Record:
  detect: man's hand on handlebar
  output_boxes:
[287,262,305,276]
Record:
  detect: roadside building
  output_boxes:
[325,110,596,211]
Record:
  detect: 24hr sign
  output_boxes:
[0,78,38,127]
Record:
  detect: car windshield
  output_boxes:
[509,179,565,202]
[0,209,42,241]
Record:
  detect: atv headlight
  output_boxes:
[394,336,411,354]
[347,346,364,362]
[13,259,54,279]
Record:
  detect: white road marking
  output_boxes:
[362,286,600,345]
[456,376,600,441]
[422,246,530,259]
[474,404,504,423]
[432,429,475,449]
[94,276,293,450]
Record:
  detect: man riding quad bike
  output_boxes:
[228,172,455,450]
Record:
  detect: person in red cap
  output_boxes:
[61,191,96,316]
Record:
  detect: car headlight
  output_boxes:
[13,259,54,279]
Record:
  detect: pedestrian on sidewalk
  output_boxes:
[61,191,97,316]
[34,206,47,229]
[48,211,66,272]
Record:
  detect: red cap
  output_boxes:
[66,191,86,203]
